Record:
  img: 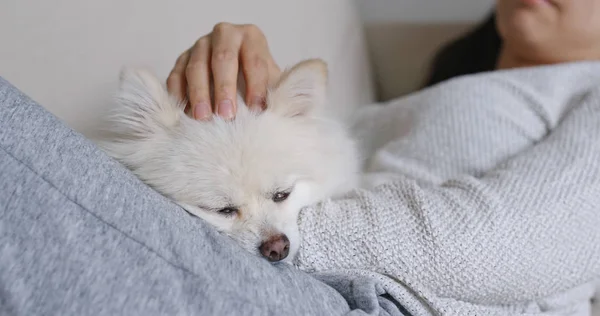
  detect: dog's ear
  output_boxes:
[113,67,184,137]
[266,59,328,117]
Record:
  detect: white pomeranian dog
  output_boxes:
[99,59,361,263]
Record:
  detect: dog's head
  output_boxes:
[100,59,359,262]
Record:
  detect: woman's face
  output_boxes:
[496,0,600,63]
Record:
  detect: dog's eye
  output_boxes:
[272,191,290,203]
[217,207,238,216]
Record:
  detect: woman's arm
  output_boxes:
[296,78,600,306]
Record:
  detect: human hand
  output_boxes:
[167,23,281,120]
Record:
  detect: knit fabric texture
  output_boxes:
[294,61,600,316]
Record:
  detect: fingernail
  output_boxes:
[194,102,212,120]
[249,96,265,112]
[218,99,234,119]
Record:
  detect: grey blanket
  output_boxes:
[294,61,600,315]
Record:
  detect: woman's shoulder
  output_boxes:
[417,60,600,127]
[437,60,600,91]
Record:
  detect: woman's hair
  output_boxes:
[423,12,502,88]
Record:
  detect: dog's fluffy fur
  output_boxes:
[98,59,360,262]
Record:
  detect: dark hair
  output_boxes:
[423,12,502,88]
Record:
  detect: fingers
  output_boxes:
[168,22,280,121]
[211,22,243,120]
[186,36,213,120]
[166,50,190,104]
[240,25,270,111]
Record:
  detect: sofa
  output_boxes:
[0,0,495,135]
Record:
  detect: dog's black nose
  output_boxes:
[259,234,290,262]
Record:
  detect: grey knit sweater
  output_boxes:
[294,61,600,316]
